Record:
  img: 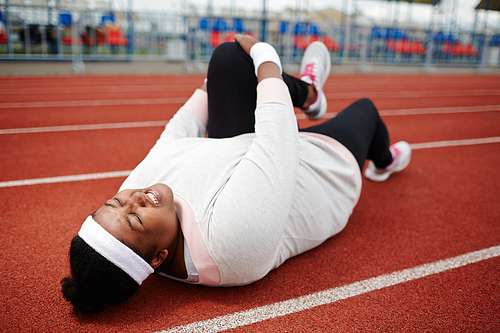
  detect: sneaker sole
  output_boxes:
[365,155,411,182]
[365,142,412,182]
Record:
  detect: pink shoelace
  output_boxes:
[300,63,316,84]
[386,146,401,170]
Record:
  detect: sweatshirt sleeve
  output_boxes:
[156,89,208,143]
[209,78,299,285]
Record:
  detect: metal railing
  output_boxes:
[1,4,499,70]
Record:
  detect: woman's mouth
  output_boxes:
[144,189,160,207]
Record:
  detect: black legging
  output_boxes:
[206,42,393,171]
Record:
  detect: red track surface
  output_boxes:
[1,73,499,332]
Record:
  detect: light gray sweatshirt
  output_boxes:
[120,78,361,286]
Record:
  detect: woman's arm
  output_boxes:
[208,36,299,284]
[156,84,208,143]
[234,34,282,83]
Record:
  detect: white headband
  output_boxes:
[78,216,154,285]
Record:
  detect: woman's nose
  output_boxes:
[128,191,146,207]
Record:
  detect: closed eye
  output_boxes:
[103,197,124,209]
[104,197,143,230]
[132,213,143,225]
[104,198,136,230]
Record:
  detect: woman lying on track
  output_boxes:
[61,34,412,314]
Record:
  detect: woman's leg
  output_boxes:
[302,98,393,171]
[207,43,393,172]
[206,42,310,138]
[206,42,256,138]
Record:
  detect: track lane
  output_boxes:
[1,142,499,332]
[0,74,203,88]
[1,111,499,183]
[1,100,499,131]
[1,74,499,130]
[0,104,180,130]
[226,257,500,333]
[2,86,499,103]
[1,74,499,332]
[0,127,163,181]
[2,74,498,88]
[1,90,197,103]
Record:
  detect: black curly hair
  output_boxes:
[61,235,155,314]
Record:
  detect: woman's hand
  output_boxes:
[234,34,282,82]
[200,78,207,92]
[234,34,259,55]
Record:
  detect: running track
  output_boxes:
[1,73,499,332]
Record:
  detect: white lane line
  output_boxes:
[0,137,498,189]
[0,84,197,95]
[411,137,500,150]
[0,87,498,97]
[0,120,168,135]
[295,104,500,119]
[1,89,499,109]
[158,245,500,333]
[380,104,500,116]
[326,89,500,99]
[2,105,499,135]
[0,97,187,109]
[0,170,132,188]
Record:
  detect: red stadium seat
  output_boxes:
[62,37,72,45]
[294,35,308,50]
[224,31,237,43]
[395,39,410,54]
[464,43,478,57]
[410,40,420,54]
[443,41,451,55]
[107,28,127,46]
[210,30,222,47]
[96,28,106,45]
[322,36,336,51]
[452,42,464,56]
[409,40,427,55]
[309,34,319,43]
[386,39,396,53]
[402,40,410,54]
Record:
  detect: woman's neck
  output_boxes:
[157,220,187,278]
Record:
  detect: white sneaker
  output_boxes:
[299,41,331,120]
[365,141,412,182]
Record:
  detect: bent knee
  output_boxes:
[210,42,248,66]
[208,42,254,81]
[353,98,379,118]
[355,98,376,110]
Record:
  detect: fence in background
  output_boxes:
[1,3,499,70]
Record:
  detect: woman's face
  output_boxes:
[92,183,178,267]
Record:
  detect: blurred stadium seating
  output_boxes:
[0,1,498,68]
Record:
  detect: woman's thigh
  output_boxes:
[301,98,386,170]
[206,42,257,138]
[206,42,310,138]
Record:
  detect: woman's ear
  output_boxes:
[151,249,168,269]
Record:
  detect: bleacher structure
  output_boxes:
[0,0,498,71]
